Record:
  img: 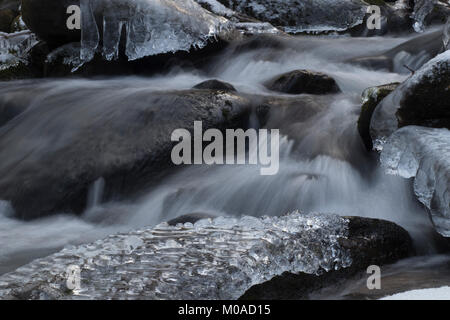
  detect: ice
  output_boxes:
[380,126,450,237]
[0,31,37,69]
[0,212,351,300]
[80,0,230,64]
[370,50,450,152]
[444,17,450,50]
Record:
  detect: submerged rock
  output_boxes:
[265,70,340,95]
[0,80,256,219]
[357,82,400,150]
[240,216,413,299]
[380,126,450,237]
[192,79,237,92]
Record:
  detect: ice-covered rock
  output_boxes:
[0,212,352,299]
[380,126,450,237]
[370,50,450,151]
[212,0,367,33]
[411,0,437,32]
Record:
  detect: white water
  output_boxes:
[0,31,442,276]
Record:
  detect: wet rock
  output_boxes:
[193,79,236,92]
[265,70,340,95]
[0,8,15,32]
[240,216,414,299]
[357,82,399,150]
[0,83,256,219]
[167,213,218,226]
[370,50,450,150]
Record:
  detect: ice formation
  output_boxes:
[370,50,450,151]
[0,212,351,300]
[380,126,450,237]
[80,0,230,63]
[0,31,37,69]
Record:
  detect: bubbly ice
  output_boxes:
[0,31,37,69]
[381,126,450,237]
[80,0,230,63]
[370,50,450,151]
[0,212,351,300]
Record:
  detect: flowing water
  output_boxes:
[0,29,446,297]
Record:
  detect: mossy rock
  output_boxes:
[357,82,399,150]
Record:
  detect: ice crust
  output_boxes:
[0,212,351,300]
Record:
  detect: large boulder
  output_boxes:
[241,216,413,299]
[370,50,450,150]
[0,80,257,219]
[265,70,340,95]
[0,212,413,299]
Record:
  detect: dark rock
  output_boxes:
[397,57,450,129]
[167,213,218,226]
[193,79,236,92]
[240,216,414,299]
[0,84,257,219]
[21,0,81,47]
[357,83,399,150]
[265,70,340,95]
[0,8,15,32]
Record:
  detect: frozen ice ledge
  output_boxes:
[80,0,231,63]
[381,126,450,237]
[0,212,352,299]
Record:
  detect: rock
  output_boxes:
[193,79,236,92]
[265,70,341,95]
[370,50,450,150]
[21,0,81,47]
[240,216,414,299]
[10,15,27,33]
[0,62,35,81]
[0,82,257,219]
[357,82,399,150]
[0,8,15,32]
[167,213,218,226]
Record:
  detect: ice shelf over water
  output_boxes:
[0,212,351,300]
[0,31,37,69]
[381,126,450,237]
[80,0,230,63]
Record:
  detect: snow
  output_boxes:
[0,212,351,300]
[80,0,230,63]
[380,126,450,237]
[380,286,450,300]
